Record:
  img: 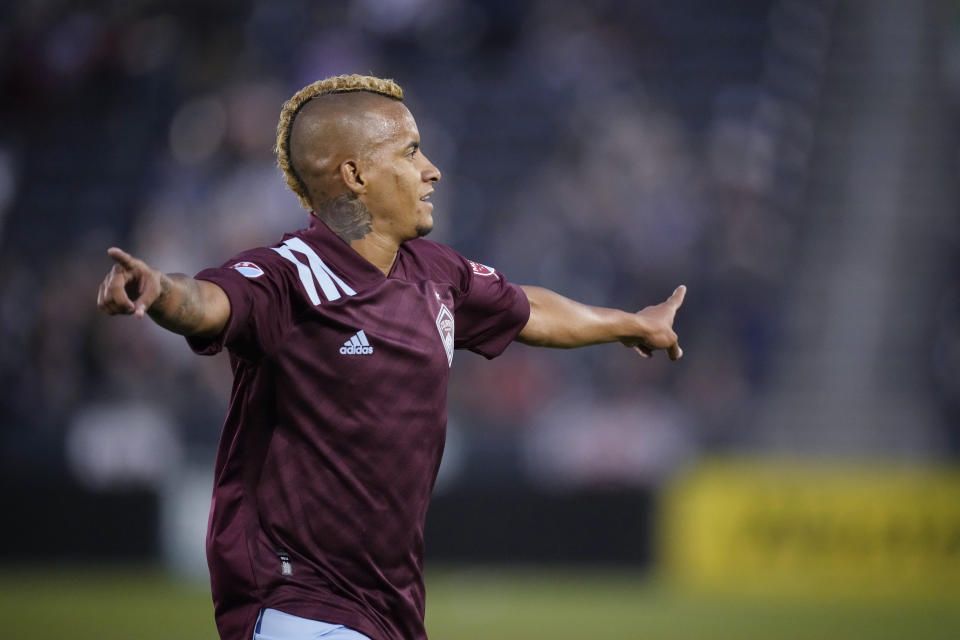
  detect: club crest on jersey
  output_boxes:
[468,260,498,278]
[436,304,454,367]
[230,261,264,278]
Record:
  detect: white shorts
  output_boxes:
[252,608,372,640]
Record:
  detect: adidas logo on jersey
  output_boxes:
[340,330,373,355]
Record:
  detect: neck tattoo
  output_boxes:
[317,193,373,244]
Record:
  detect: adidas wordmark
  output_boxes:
[340,330,374,355]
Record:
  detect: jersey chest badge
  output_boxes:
[435,304,454,367]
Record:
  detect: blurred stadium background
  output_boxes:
[1,0,959,638]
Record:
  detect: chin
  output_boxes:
[415,223,433,238]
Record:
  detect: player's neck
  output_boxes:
[349,231,400,276]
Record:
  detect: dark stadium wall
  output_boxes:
[425,487,655,567]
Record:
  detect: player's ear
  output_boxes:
[340,160,366,195]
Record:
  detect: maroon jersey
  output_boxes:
[187,215,529,640]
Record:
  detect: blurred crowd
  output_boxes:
[0,0,956,493]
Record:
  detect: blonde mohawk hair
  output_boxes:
[276,74,404,210]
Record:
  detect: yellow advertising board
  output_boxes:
[660,459,960,598]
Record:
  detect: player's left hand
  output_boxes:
[97,247,163,319]
[620,285,686,360]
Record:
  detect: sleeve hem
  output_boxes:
[465,283,531,359]
[183,270,247,357]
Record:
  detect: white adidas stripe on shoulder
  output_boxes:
[270,238,356,305]
[272,245,322,305]
[281,237,357,296]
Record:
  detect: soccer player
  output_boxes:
[96,74,686,640]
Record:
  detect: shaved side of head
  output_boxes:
[275,74,404,211]
[288,91,405,207]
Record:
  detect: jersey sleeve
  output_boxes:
[185,248,296,361]
[452,256,530,359]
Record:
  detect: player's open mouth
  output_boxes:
[420,193,432,201]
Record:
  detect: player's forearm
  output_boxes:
[148,274,229,338]
[517,285,643,348]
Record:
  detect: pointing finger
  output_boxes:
[107,247,139,271]
[668,285,687,310]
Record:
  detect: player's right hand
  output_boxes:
[96,247,163,319]
[622,285,686,361]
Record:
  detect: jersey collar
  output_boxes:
[296,214,397,291]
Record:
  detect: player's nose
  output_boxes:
[421,153,441,183]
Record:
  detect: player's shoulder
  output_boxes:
[404,237,464,263]
[216,234,302,280]
[404,238,503,285]
[403,238,470,280]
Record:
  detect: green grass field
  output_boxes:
[0,565,957,639]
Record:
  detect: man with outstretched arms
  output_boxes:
[97,75,686,640]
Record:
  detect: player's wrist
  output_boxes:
[605,309,639,343]
[148,272,193,324]
[623,309,655,343]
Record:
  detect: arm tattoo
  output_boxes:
[149,274,208,335]
[315,193,373,243]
